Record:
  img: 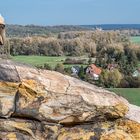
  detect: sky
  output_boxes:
[0,0,140,25]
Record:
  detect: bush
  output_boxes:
[99,69,122,88]
[44,63,52,70]
[64,67,72,75]
[120,76,140,88]
[35,65,44,69]
[63,58,86,65]
[119,79,130,88]
[55,63,64,73]
[35,63,52,70]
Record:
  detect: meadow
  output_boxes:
[12,55,140,68]
[131,36,140,44]
[109,88,140,106]
[12,55,88,68]
[12,55,66,67]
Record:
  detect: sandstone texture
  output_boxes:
[0,60,140,140]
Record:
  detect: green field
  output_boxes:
[12,55,66,67]
[12,55,88,68]
[131,36,140,44]
[109,88,140,106]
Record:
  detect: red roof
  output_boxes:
[89,64,102,75]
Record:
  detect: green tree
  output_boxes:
[117,47,138,75]
[99,69,122,88]
[108,69,122,87]
[99,69,109,87]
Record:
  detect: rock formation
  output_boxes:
[0,14,5,45]
[0,14,10,59]
[0,60,140,140]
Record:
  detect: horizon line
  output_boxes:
[6,23,140,27]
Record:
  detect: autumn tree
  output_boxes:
[99,69,122,88]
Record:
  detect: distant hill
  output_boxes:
[6,24,90,37]
[6,24,140,37]
[82,24,140,30]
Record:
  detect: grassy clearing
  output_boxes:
[131,36,140,44]
[109,88,140,106]
[12,55,66,67]
[12,55,88,68]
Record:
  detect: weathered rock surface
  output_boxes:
[0,60,140,140]
[126,104,140,124]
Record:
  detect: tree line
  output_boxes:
[6,24,90,37]
[6,24,140,37]
[9,30,135,57]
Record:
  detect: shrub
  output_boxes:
[64,58,86,65]
[44,63,52,70]
[99,69,122,88]
[55,63,64,73]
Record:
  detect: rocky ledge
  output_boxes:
[0,60,140,140]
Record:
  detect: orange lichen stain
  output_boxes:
[58,128,94,140]
[0,82,19,95]
[113,103,129,117]
[101,130,133,140]
[116,119,140,140]
[19,80,46,98]
[7,133,17,139]
[0,82,19,88]
[105,103,129,118]
[22,80,38,88]
[22,79,45,91]
[101,119,140,140]
[18,87,36,100]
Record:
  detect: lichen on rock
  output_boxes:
[0,60,140,140]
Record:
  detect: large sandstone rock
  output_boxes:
[0,60,140,140]
[126,104,140,124]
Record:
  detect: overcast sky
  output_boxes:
[0,0,140,25]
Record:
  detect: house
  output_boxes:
[86,64,102,80]
[132,69,140,77]
[71,66,80,75]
